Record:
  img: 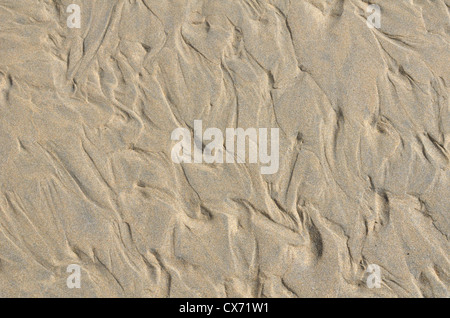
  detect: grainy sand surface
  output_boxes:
[0,0,449,297]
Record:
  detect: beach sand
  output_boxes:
[0,0,448,297]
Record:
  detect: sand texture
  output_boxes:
[0,0,449,298]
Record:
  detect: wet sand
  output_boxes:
[0,0,448,297]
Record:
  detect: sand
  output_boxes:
[0,0,448,298]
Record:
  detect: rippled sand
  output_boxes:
[0,0,448,297]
